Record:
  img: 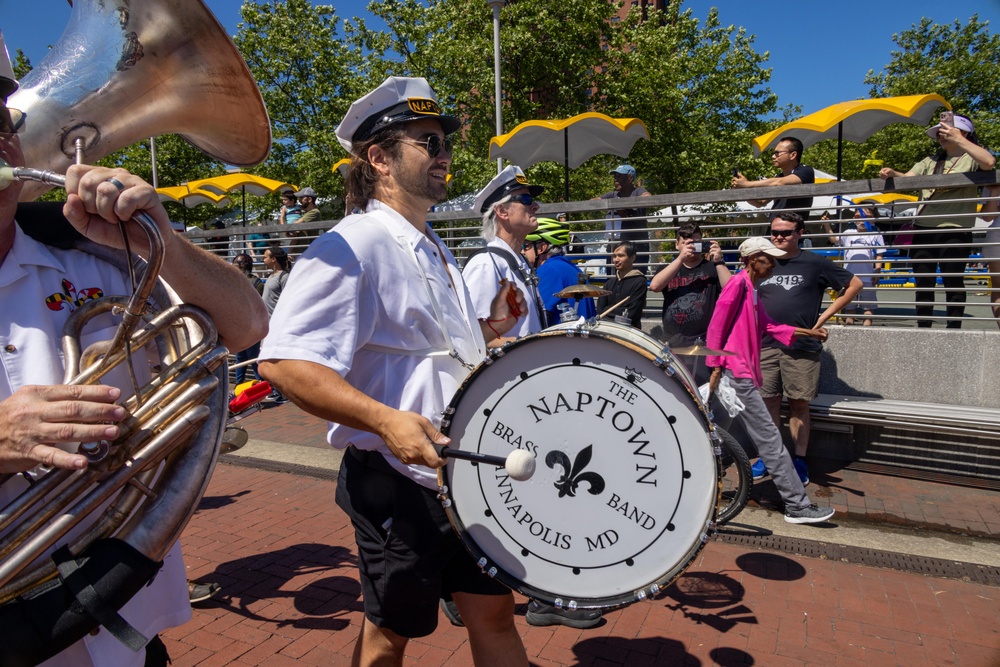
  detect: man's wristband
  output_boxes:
[713,259,726,266]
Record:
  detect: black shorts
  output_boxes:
[336,448,511,638]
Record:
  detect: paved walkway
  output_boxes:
[164,462,1000,666]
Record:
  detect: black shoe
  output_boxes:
[440,598,464,627]
[525,599,602,629]
[188,581,222,604]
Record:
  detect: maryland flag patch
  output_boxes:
[46,278,103,312]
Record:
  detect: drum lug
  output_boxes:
[442,407,455,416]
[440,418,451,429]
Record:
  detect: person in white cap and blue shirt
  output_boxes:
[0,29,268,666]
[463,166,547,343]
[258,77,529,666]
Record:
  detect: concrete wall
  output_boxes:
[642,321,1000,409]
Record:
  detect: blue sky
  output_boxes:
[3,0,998,117]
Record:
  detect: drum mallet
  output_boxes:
[435,445,536,481]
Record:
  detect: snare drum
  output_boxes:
[439,321,719,611]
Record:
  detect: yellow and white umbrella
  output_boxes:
[489,112,649,201]
[752,94,951,179]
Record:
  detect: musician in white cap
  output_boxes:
[0,31,268,667]
[258,77,528,666]
[462,165,546,343]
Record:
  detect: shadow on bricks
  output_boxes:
[663,571,759,634]
[197,489,252,510]
[198,542,362,631]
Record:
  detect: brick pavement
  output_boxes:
[237,403,1000,539]
[163,463,1000,666]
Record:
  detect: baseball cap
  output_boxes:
[609,164,637,177]
[294,187,317,198]
[474,166,545,214]
[0,31,18,100]
[336,76,461,153]
[739,237,786,258]
[926,114,974,139]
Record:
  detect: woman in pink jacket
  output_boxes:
[705,237,835,525]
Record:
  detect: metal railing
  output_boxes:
[184,170,1000,330]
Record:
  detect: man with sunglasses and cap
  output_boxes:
[753,212,861,485]
[258,77,528,667]
[0,32,268,667]
[463,165,547,344]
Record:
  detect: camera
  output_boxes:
[691,242,704,253]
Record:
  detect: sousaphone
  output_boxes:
[0,1,270,664]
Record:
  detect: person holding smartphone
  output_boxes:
[879,112,995,328]
[651,222,732,354]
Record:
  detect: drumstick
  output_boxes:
[434,445,536,481]
[598,296,631,320]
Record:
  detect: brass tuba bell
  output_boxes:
[10,0,272,200]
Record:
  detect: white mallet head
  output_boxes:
[504,449,536,481]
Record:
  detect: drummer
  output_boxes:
[258,77,528,666]
[455,175,605,630]
[463,166,547,345]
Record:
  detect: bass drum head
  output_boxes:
[440,324,718,610]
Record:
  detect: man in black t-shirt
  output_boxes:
[732,136,816,221]
[651,222,732,351]
[755,213,862,483]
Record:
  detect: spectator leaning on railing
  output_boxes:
[879,112,996,329]
[732,136,815,222]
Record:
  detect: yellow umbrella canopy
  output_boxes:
[332,158,351,178]
[184,173,296,224]
[489,112,650,201]
[156,185,233,208]
[752,94,951,179]
[185,173,296,197]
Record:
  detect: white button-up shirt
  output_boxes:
[0,224,190,667]
[259,200,486,489]
[462,238,543,337]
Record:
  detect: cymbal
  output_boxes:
[671,343,736,357]
[554,284,611,298]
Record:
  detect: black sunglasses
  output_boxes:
[399,134,453,158]
[0,107,26,135]
[510,193,535,206]
[769,228,798,238]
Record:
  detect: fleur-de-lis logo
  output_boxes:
[545,445,606,498]
[46,278,103,313]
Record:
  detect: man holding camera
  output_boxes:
[651,222,732,348]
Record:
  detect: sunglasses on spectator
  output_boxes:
[0,107,26,135]
[509,193,535,206]
[398,134,453,158]
[769,229,798,237]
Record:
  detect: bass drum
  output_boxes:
[439,321,719,611]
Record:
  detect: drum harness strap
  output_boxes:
[369,222,483,371]
[473,245,548,329]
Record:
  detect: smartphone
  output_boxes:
[732,167,739,177]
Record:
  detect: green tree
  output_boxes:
[235,0,384,220]
[601,4,779,195]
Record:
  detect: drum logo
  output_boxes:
[546,445,605,498]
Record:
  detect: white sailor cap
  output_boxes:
[473,166,545,214]
[336,76,460,153]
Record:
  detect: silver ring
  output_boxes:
[106,177,126,193]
